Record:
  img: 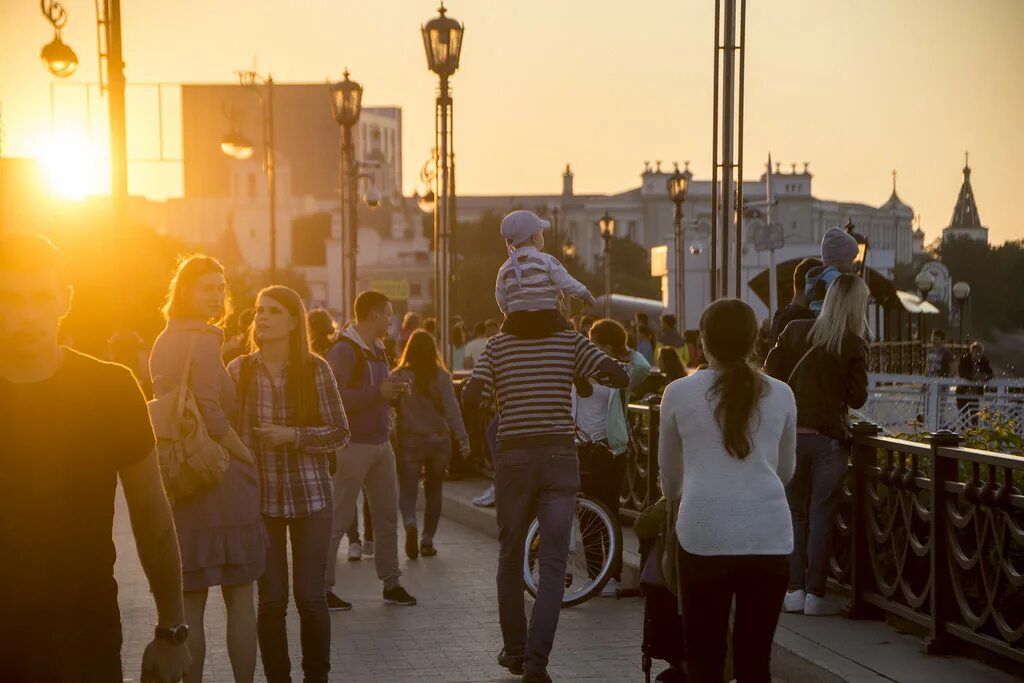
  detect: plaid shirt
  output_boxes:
[228,352,350,518]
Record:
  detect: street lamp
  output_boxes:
[599,211,616,319]
[222,70,278,282]
[845,218,869,278]
[39,0,128,205]
[422,2,464,367]
[562,238,576,260]
[329,69,364,322]
[668,162,690,330]
[953,281,971,343]
[915,270,935,346]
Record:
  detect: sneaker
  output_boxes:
[325,591,352,611]
[804,593,842,616]
[405,526,419,560]
[523,670,553,683]
[347,542,362,562]
[783,589,806,613]
[497,649,524,676]
[472,485,496,507]
[363,540,374,557]
[420,542,437,557]
[383,585,417,606]
[601,578,619,598]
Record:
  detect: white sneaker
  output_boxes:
[804,593,842,616]
[601,579,618,598]
[783,590,806,613]
[347,542,362,561]
[472,485,496,508]
[363,540,375,557]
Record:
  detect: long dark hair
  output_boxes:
[307,308,337,356]
[162,254,231,326]
[249,286,320,425]
[699,298,765,460]
[396,329,447,396]
[590,318,629,359]
[658,346,686,382]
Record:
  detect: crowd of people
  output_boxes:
[0,214,913,683]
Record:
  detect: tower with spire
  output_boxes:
[942,152,988,243]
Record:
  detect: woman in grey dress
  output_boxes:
[150,254,266,683]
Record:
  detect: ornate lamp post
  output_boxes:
[422,2,464,366]
[221,70,277,282]
[952,281,971,343]
[598,211,616,319]
[329,69,364,321]
[845,218,870,278]
[667,163,690,329]
[39,0,127,206]
[915,270,935,348]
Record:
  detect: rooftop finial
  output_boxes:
[892,168,897,193]
[964,150,970,173]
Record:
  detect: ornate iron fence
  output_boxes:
[620,403,661,519]
[835,422,1024,663]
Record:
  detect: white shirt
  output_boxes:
[658,369,797,556]
[463,336,489,369]
[573,384,614,443]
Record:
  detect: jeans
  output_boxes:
[259,504,333,683]
[786,434,848,596]
[327,442,401,590]
[398,435,451,543]
[579,444,625,581]
[677,547,788,683]
[495,440,580,674]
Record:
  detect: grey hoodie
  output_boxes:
[390,367,468,445]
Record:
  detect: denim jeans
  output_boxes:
[258,503,333,683]
[786,434,848,596]
[678,547,788,683]
[398,435,451,543]
[494,439,580,674]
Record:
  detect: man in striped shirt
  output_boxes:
[462,329,629,683]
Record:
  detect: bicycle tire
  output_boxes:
[522,494,622,608]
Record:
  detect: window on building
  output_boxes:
[628,221,638,241]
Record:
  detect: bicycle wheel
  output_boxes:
[523,494,622,608]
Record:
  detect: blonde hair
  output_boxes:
[808,274,869,356]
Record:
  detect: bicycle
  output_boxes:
[522,493,622,607]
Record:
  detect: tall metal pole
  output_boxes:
[673,204,685,330]
[710,0,721,301]
[342,121,357,320]
[734,0,746,298]
[435,75,451,366]
[719,0,737,298]
[265,77,277,282]
[604,237,612,319]
[105,0,128,208]
[448,95,457,339]
[766,155,778,319]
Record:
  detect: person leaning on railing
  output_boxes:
[764,273,869,617]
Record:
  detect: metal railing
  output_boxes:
[868,342,970,375]
[619,405,1024,664]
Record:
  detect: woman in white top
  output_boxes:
[573,319,651,596]
[659,299,797,683]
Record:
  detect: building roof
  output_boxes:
[948,158,982,229]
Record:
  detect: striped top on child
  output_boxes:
[461,330,629,443]
[495,246,593,314]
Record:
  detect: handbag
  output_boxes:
[148,337,229,499]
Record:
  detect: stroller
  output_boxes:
[636,499,687,683]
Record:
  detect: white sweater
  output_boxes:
[658,369,797,556]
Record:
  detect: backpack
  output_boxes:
[148,338,229,499]
[333,334,394,387]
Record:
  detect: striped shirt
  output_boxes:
[496,246,593,313]
[228,352,350,518]
[465,331,615,442]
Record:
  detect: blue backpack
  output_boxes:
[805,265,842,315]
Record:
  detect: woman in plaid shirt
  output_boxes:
[228,286,349,683]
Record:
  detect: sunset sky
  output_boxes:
[1,0,1021,244]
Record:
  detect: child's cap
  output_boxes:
[500,210,550,246]
[820,227,859,267]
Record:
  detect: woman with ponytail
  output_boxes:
[765,273,869,617]
[659,299,797,682]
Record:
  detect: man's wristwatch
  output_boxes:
[155,623,190,645]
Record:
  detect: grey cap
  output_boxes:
[820,227,859,267]
[500,210,550,246]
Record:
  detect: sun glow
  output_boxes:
[38,133,105,200]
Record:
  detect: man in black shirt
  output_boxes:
[770,257,822,342]
[0,235,191,682]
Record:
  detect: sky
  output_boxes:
[1,0,1022,244]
